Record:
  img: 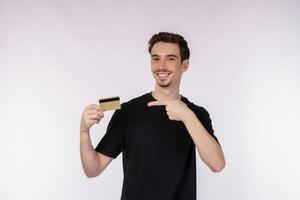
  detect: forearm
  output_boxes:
[183,111,225,172]
[80,132,101,177]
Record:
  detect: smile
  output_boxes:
[156,72,171,77]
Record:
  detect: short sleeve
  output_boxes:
[194,106,220,145]
[95,108,126,158]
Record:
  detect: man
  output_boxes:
[80,32,225,200]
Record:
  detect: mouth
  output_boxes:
[156,72,172,78]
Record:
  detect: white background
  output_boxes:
[0,0,299,199]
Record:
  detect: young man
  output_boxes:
[80,32,225,200]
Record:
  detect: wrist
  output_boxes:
[182,109,196,124]
[80,127,90,135]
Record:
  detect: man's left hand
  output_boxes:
[147,99,192,121]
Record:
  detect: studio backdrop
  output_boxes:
[0,0,299,199]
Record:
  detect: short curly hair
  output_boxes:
[148,32,190,62]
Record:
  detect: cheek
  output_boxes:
[173,64,182,74]
[151,65,155,73]
[172,68,183,79]
[150,63,155,71]
[151,63,160,72]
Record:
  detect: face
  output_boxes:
[150,42,189,89]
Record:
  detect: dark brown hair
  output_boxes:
[148,32,190,62]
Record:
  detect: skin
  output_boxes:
[80,41,225,178]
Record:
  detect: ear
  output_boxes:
[181,59,189,72]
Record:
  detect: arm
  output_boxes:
[80,131,113,178]
[79,104,113,178]
[182,110,225,172]
[148,100,225,173]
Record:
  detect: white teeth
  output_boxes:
[157,73,169,77]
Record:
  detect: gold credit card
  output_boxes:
[99,96,121,111]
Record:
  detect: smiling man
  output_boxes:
[80,32,225,200]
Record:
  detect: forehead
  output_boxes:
[151,42,180,56]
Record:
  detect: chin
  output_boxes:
[153,76,173,88]
[157,82,172,88]
[158,84,170,88]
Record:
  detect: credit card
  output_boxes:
[99,96,121,111]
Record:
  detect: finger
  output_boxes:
[85,109,101,117]
[86,104,105,112]
[87,104,100,110]
[168,115,175,120]
[89,119,100,126]
[90,105,102,112]
[98,110,104,118]
[88,113,101,120]
[87,110,104,117]
[90,105,105,112]
[167,111,172,116]
[165,105,172,112]
[147,101,168,107]
[85,106,100,114]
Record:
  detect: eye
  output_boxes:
[152,57,159,61]
[168,57,176,61]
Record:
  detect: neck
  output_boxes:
[152,84,181,101]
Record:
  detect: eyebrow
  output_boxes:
[166,54,178,58]
[151,54,178,58]
[151,54,159,58]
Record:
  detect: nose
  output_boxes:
[158,58,167,70]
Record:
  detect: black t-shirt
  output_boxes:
[95,92,219,200]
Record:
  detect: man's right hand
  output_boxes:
[79,104,112,178]
[80,104,105,133]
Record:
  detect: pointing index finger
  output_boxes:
[147,100,168,107]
